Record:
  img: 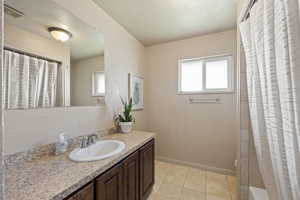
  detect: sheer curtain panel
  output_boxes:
[4,49,59,109]
[239,0,300,199]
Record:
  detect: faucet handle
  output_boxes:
[88,133,99,145]
[80,136,88,148]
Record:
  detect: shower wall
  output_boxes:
[0,0,3,198]
[238,39,250,200]
[0,1,4,199]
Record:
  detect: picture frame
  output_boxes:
[128,73,144,110]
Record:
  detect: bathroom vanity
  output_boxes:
[5,131,155,200]
[66,139,154,200]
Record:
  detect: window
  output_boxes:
[178,55,233,94]
[92,71,105,96]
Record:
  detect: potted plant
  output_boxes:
[117,97,134,133]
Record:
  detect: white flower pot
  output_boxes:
[119,122,133,133]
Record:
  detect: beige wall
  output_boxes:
[145,30,237,173]
[3,0,147,155]
[71,56,105,106]
[4,106,111,155]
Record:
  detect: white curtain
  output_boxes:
[4,49,58,109]
[240,0,300,199]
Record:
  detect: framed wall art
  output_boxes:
[128,73,144,110]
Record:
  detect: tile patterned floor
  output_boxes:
[148,160,237,200]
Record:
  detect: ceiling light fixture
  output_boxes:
[48,27,72,42]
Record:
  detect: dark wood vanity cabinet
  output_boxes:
[123,151,140,200]
[65,139,155,200]
[96,163,124,200]
[67,183,94,200]
[139,140,155,200]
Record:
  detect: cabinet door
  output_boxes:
[66,182,94,200]
[123,151,139,200]
[95,163,123,200]
[139,139,155,200]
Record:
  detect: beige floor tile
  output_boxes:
[155,161,170,185]
[231,193,237,200]
[206,172,230,198]
[161,162,188,186]
[154,161,235,200]
[207,194,230,200]
[156,160,171,171]
[206,172,227,182]
[156,166,169,175]
[226,176,237,191]
[155,171,166,185]
[154,195,181,200]
[226,175,237,200]
[153,183,161,193]
[168,163,189,175]
[163,170,187,186]
[181,188,206,200]
[147,189,156,200]
[206,180,231,198]
[187,167,206,176]
[156,183,183,199]
[184,168,206,193]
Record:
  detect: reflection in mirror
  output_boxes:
[3,0,105,109]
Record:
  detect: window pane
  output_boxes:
[181,60,203,92]
[206,60,228,89]
[94,72,105,95]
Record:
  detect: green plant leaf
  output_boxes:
[117,97,134,122]
[118,114,126,122]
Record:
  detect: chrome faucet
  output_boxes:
[80,133,99,148]
[88,133,99,145]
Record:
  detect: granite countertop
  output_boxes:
[5,131,155,200]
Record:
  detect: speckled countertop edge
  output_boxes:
[5,131,155,200]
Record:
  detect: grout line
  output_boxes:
[180,166,189,199]
[205,170,208,198]
[225,176,231,200]
[157,160,237,200]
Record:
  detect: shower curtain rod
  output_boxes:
[4,46,62,64]
[241,0,258,22]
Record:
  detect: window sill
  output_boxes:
[177,90,235,95]
[92,94,105,97]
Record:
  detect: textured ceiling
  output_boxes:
[93,0,237,46]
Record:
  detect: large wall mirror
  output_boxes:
[3,0,105,109]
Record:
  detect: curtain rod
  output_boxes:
[4,46,62,64]
[241,0,258,22]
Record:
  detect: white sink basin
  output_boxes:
[69,140,125,162]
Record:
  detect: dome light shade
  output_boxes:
[48,27,72,42]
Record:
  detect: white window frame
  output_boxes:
[92,71,105,97]
[178,55,234,94]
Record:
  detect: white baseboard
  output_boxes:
[156,155,235,176]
